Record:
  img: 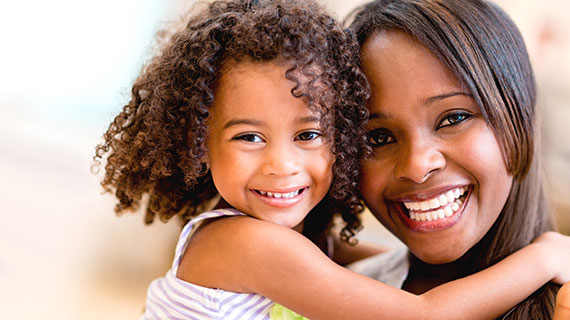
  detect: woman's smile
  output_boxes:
[390,185,471,232]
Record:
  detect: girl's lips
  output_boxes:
[391,186,472,232]
[251,187,308,208]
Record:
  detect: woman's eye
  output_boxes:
[439,112,472,128]
[233,133,263,143]
[296,130,322,141]
[367,129,395,147]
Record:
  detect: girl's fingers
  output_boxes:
[554,282,570,320]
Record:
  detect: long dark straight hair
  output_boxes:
[349,0,558,318]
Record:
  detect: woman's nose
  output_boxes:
[260,142,301,177]
[394,138,445,184]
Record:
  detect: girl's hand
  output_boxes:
[554,282,570,320]
[532,231,570,284]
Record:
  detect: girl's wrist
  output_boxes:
[530,233,559,282]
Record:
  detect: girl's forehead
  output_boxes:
[219,58,331,107]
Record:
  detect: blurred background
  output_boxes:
[0,0,568,319]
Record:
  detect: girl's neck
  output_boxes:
[212,197,305,233]
[213,197,232,210]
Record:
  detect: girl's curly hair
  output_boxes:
[94,0,370,244]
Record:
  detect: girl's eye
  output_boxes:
[233,133,263,143]
[438,112,472,128]
[367,128,395,147]
[296,130,322,141]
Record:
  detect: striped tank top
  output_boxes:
[142,209,277,320]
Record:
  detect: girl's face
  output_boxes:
[359,31,513,264]
[206,61,333,230]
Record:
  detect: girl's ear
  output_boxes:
[201,153,210,176]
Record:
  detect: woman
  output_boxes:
[348,0,562,318]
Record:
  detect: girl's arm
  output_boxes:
[179,217,570,320]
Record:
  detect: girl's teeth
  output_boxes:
[258,189,301,198]
[403,187,468,222]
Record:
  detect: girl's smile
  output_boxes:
[206,60,333,230]
[251,186,309,208]
[359,31,513,264]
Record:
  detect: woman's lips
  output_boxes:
[251,187,308,208]
[393,186,472,232]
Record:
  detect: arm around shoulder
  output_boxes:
[180,217,567,320]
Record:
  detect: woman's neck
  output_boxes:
[402,250,479,294]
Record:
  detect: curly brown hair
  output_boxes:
[94,0,370,245]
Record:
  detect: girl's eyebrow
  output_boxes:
[299,115,320,123]
[223,116,320,129]
[223,119,263,129]
[424,91,472,105]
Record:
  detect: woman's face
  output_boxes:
[359,31,513,264]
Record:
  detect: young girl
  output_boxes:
[348,0,570,318]
[94,0,570,319]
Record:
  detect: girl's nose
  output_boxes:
[260,142,301,177]
[394,138,445,184]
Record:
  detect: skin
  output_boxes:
[359,31,513,273]
[554,282,570,320]
[206,60,333,231]
[175,60,570,319]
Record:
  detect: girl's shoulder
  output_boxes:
[177,210,314,293]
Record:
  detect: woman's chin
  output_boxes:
[409,247,471,265]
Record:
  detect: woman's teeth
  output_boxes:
[257,189,301,199]
[403,187,468,222]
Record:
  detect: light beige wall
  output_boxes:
[1,1,568,319]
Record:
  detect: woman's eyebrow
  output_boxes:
[368,92,473,120]
[424,91,472,105]
[369,112,387,120]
